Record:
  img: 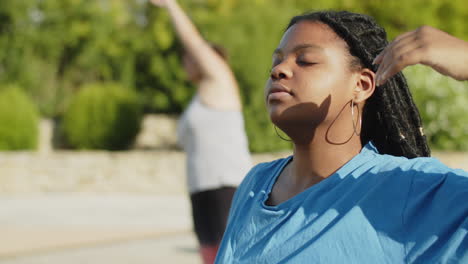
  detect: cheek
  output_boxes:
[299,70,355,114]
[297,70,336,102]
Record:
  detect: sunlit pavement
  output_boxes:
[0,194,202,264]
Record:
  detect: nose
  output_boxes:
[270,62,292,81]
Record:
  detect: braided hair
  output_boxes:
[287,11,430,158]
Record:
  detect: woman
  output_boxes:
[149,0,252,263]
[215,11,468,263]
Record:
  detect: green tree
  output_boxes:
[1,0,466,151]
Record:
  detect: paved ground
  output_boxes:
[0,232,199,264]
[0,194,202,264]
[0,151,467,264]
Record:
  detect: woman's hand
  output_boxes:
[373,25,468,86]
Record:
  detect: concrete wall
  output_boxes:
[1,115,467,194]
[1,115,290,194]
[38,114,181,153]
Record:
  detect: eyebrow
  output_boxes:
[273,44,324,56]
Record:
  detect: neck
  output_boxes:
[287,124,362,187]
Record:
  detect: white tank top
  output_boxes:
[177,96,252,194]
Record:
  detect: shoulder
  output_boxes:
[400,157,468,251]
[395,155,468,179]
[232,157,291,204]
[239,157,292,190]
[369,150,466,176]
[228,157,291,217]
[407,157,468,192]
[356,148,468,194]
[372,152,468,193]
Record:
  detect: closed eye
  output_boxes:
[297,61,318,66]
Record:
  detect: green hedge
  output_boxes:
[405,66,468,151]
[0,85,39,150]
[62,83,142,150]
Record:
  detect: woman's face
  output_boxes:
[265,21,359,130]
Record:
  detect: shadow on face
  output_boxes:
[273,95,331,144]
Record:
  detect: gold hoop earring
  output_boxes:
[351,100,362,136]
[274,125,292,142]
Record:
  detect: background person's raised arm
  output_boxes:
[150,0,241,110]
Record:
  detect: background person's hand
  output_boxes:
[373,25,468,86]
[149,0,170,8]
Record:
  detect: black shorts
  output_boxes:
[190,186,237,245]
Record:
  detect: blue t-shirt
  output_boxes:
[216,143,468,263]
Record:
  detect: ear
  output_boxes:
[353,68,375,103]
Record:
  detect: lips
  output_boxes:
[268,84,292,95]
[267,84,293,103]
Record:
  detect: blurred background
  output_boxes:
[0,0,467,263]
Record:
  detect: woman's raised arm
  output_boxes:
[374,25,468,86]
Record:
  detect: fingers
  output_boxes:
[375,37,421,85]
[375,34,415,74]
[374,25,468,83]
[373,30,414,65]
[374,30,424,86]
[376,47,424,85]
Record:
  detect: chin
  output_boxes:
[269,113,282,127]
[269,104,324,131]
[268,107,294,128]
[267,104,283,122]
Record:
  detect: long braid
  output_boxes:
[287,11,430,158]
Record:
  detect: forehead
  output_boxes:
[277,21,346,52]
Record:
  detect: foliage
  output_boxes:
[292,0,468,40]
[0,0,191,116]
[62,83,142,150]
[405,66,468,151]
[0,0,467,152]
[0,85,39,150]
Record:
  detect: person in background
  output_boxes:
[215,10,468,263]
[149,0,252,263]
